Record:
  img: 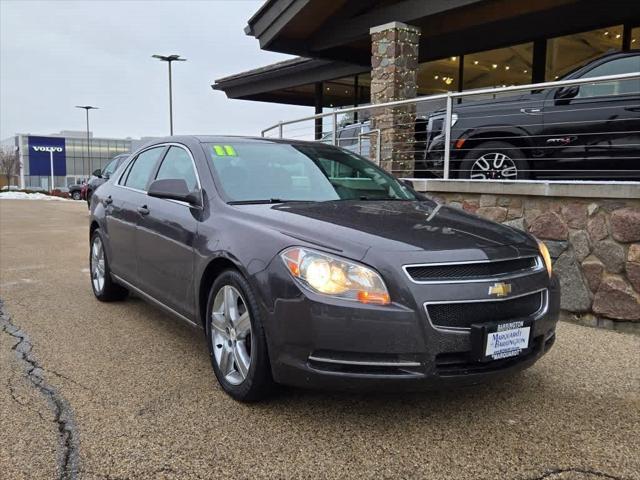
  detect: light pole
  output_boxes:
[48,150,54,192]
[75,105,98,179]
[152,54,186,135]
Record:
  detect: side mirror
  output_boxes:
[148,178,201,207]
[554,85,579,102]
[93,169,102,178]
[401,179,415,189]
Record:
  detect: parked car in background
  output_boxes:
[331,118,428,173]
[68,183,84,200]
[86,153,129,207]
[420,51,640,180]
[89,135,559,402]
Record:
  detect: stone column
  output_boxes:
[369,21,420,177]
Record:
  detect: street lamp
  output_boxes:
[75,105,98,178]
[152,54,186,135]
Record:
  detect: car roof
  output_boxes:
[144,135,331,147]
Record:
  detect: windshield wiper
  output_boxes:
[227,198,315,205]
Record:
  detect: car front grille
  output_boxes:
[434,332,555,376]
[405,256,540,283]
[426,290,545,330]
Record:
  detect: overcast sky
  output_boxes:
[0,0,308,141]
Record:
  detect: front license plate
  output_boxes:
[485,321,530,360]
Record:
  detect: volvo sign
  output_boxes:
[28,136,66,191]
[32,146,64,153]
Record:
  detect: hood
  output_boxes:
[230,200,532,258]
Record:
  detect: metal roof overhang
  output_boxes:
[212,57,369,107]
[245,0,640,64]
[214,0,640,105]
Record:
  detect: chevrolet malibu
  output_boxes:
[89,136,559,402]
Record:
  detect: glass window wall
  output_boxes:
[463,43,533,90]
[417,57,460,95]
[546,25,623,80]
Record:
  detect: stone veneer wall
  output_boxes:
[369,22,420,177]
[428,191,640,331]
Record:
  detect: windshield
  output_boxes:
[205,142,417,203]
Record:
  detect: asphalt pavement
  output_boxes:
[0,199,638,480]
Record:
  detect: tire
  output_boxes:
[205,269,274,402]
[90,229,128,301]
[72,191,81,200]
[458,141,531,180]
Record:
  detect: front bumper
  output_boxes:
[263,268,560,391]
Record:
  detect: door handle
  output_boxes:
[104,195,113,205]
[520,108,542,115]
[137,205,150,216]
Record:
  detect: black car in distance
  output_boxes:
[421,51,640,180]
[86,153,129,208]
[89,136,559,402]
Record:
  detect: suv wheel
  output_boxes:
[459,141,531,180]
[90,229,128,301]
[205,269,273,402]
[72,191,81,200]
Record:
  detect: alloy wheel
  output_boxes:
[210,285,253,386]
[91,236,105,293]
[470,152,518,180]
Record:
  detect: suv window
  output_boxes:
[123,147,164,191]
[578,55,640,98]
[338,125,360,147]
[102,158,119,178]
[155,146,198,191]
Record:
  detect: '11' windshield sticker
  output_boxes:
[212,145,237,156]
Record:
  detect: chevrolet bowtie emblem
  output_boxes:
[489,282,512,297]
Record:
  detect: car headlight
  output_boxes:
[280,247,391,305]
[537,240,553,278]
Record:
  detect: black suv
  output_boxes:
[420,51,640,180]
[86,153,129,207]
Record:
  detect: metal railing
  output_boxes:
[261,72,640,181]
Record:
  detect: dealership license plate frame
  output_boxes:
[470,319,533,362]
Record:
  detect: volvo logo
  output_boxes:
[33,146,63,153]
[489,282,512,297]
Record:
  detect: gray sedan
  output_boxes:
[89,136,559,402]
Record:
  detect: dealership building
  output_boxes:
[214,0,640,122]
[2,131,151,190]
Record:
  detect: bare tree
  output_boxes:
[0,146,20,188]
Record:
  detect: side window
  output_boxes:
[102,159,117,177]
[578,56,640,98]
[338,125,360,147]
[155,146,198,191]
[123,147,165,191]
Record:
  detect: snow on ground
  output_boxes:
[0,192,74,201]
